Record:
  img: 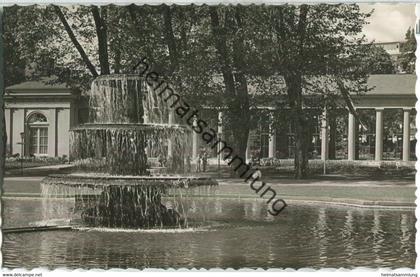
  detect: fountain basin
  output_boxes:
[43,174,218,189]
[41,174,218,229]
[41,74,217,229]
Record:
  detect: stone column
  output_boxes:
[48,109,57,157]
[217,111,224,161]
[192,116,199,162]
[5,108,11,155]
[320,108,329,161]
[402,108,411,161]
[167,110,174,157]
[328,114,337,159]
[375,108,384,161]
[268,112,276,158]
[19,109,27,156]
[348,112,356,161]
[245,141,250,162]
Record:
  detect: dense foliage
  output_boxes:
[398,27,416,74]
[5,4,381,178]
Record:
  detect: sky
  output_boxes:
[360,3,415,43]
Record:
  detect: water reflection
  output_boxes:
[3,198,416,269]
[372,210,384,264]
[400,213,412,257]
[315,208,326,266]
[343,210,354,261]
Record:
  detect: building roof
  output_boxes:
[366,74,415,95]
[5,74,415,97]
[246,74,416,96]
[5,77,76,101]
[6,77,70,91]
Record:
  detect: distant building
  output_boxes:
[4,74,416,162]
[196,74,416,162]
[4,77,79,158]
[374,41,404,72]
[374,41,403,58]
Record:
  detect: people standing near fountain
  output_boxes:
[202,150,208,172]
[252,168,262,179]
[186,155,191,173]
[158,152,166,167]
[196,153,202,172]
[167,156,174,172]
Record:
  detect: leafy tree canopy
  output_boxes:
[398,27,416,74]
[365,45,395,74]
[4,4,377,178]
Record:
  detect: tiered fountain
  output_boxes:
[41,74,217,229]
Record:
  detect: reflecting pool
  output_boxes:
[2,197,415,269]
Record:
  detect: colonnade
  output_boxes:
[186,108,413,162]
[346,108,412,162]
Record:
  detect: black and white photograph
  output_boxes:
[0,2,417,272]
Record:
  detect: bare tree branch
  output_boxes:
[336,78,367,131]
[53,5,98,77]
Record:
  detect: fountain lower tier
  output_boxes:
[77,186,183,228]
[41,174,218,228]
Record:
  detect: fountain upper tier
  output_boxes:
[70,74,191,175]
[88,74,171,124]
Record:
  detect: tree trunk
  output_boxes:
[91,6,110,75]
[209,7,250,162]
[162,5,179,74]
[0,7,6,188]
[285,73,308,179]
[114,48,121,73]
[231,72,250,160]
[231,8,250,161]
[289,6,309,179]
[127,5,155,65]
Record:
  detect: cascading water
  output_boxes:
[71,74,189,175]
[40,74,217,229]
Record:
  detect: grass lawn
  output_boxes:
[5,157,68,170]
[216,180,415,202]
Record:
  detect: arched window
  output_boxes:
[27,112,48,155]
